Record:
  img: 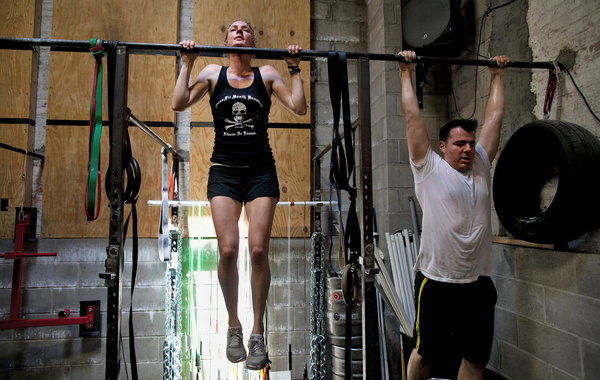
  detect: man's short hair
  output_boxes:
[439,119,478,142]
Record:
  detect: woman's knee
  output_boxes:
[249,245,268,266]
[218,243,239,263]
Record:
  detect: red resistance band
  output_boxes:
[543,70,558,119]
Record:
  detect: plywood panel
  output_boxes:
[189,127,310,238]
[0,0,35,119]
[191,0,311,124]
[0,125,29,238]
[271,128,311,237]
[186,0,312,238]
[48,0,178,122]
[42,125,173,238]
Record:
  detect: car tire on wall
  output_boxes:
[493,120,600,244]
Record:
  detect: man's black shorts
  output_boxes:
[207,163,280,204]
[411,271,497,364]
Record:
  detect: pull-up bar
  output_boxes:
[0,37,561,70]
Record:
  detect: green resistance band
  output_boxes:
[85,38,106,221]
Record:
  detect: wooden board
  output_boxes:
[0,125,29,238]
[189,127,311,238]
[43,0,179,237]
[42,125,173,238]
[186,0,312,237]
[41,0,311,238]
[0,0,34,119]
[48,0,178,122]
[0,1,35,237]
[191,0,311,124]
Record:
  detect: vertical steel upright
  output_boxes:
[104,45,129,380]
[357,57,382,379]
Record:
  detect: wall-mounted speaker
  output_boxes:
[402,0,466,57]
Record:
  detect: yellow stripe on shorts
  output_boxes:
[415,277,428,351]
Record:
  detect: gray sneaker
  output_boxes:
[246,334,268,370]
[226,326,247,363]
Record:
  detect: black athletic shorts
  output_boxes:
[207,163,280,204]
[411,271,497,364]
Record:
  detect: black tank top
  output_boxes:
[209,66,274,166]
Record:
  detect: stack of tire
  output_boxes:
[493,120,600,244]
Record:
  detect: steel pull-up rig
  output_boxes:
[0,36,560,380]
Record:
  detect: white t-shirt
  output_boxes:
[410,144,493,283]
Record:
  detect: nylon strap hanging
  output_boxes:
[158,148,170,261]
[327,51,363,380]
[327,52,361,265]
[85,38,106,220]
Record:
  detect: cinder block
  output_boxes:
[266,330,308,356]
[40,337,103,366]
[494,308,518,345]
[69,364,106,380]
[119,336,163,362]
[0,366,71,380]
[516,316,581,377]
[494,276,545,322]
[77,262,107,288]
[545,288,600,344]
[269,282,309,308]
[312,21,362,43]
[332,1,367,22]
[311,1,331,21]
[121,286,165,311]
[576,253,600,299]
[122,261,170,287]
[121,310,165,337]
[386,163,414,188]
[551,367,580,380]
[23,262,75,288]
[135,361,164,380]
[20,288,53,314]
[491,244,516,277]
[582,339,600,380]
[36,239,107,263]
[496,340,552,380]
[488,337,500,370]
[515,248,577,291]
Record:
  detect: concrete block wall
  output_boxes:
[490,245,600,379]
[449,1,600,379]
[0,236,311,380]
[311,0,368,248]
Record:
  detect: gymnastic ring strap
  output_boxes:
[85,38,106,221]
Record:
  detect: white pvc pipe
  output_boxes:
[374,252,412,335]
[396,231,415,327]
[389,234,407,316]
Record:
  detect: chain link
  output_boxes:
[310,232,326,380]
[163,230,183,380]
